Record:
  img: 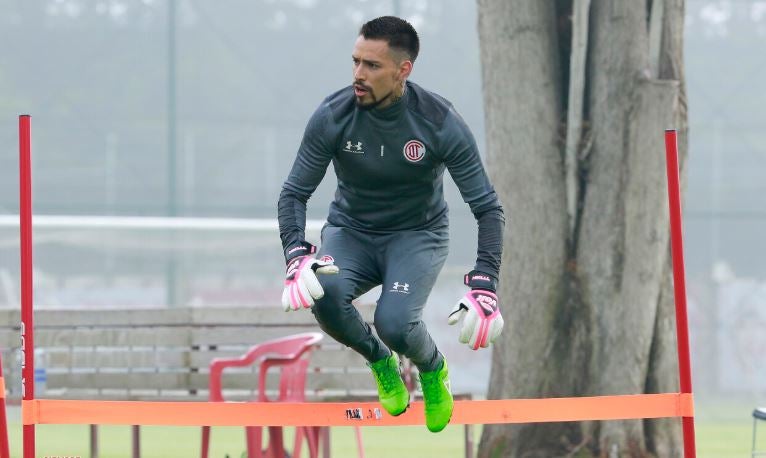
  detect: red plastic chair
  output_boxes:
[201,332,326,458]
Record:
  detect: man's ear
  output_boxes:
[399,60,413,81]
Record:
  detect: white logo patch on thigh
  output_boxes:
[390,282,410,294]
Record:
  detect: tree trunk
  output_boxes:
[477,0,687,456]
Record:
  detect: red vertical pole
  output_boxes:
[19,115,35,458]
[664,129,696,458]
[0,354,10,458]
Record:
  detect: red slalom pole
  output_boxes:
[0,354,9,458]
[19,115,35,458]
[664,129,696,458]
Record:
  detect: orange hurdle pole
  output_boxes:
[19,114,35,458]
[664,129,696,457]
[23,393,694,427]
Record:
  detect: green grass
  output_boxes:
[693,396,764,458]
[2,399,763,457]
[5,418,471,458]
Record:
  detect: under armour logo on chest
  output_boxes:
[343,140,364,153]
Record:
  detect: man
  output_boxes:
[278,16,504,433]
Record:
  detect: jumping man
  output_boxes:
[278,16,505,432]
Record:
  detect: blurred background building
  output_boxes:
[0,0,764,396]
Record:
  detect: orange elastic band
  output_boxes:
[22,393,693,427]
[0,377,4,399]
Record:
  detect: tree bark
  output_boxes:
[565,0,591,239]
[477,0,687,456]
[477,0,570,455]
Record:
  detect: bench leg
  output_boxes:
[89,424,99,458]
[321,427,331,458]
[132,425,141,458]
[199,426,210,458]
[464,424,474,458]
[201,426,211,458]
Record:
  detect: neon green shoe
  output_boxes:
[369,353,409,416]
[419,358,453,432]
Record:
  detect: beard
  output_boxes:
[354,83,394,110]
[356,95,390,110]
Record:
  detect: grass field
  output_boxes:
[2,397,763,457]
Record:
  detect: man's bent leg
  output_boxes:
[313,226,408,415]
[312,272,389,362]
[374,229,449,372]
[312,226,389,363]
[314,272,409,416]
[374,229,452,429]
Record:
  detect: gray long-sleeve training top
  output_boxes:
[278,81,505,280]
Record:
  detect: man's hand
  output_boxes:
[281,243,339,311]
[447,271,504,350]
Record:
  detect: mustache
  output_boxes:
[353,81,372,91]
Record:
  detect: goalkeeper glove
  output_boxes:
[447,270,504,350]
[281,242,339,311]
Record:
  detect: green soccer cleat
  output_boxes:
[369,352,410,416]
[419,358,454,433]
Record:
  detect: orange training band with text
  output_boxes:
[23,393,693,427]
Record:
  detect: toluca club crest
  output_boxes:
[403,140,426,162]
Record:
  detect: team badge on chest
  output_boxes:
[403,139,426,163]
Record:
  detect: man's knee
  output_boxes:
[375,313,419,353]
[312,276,354,322]
[311,275,368,340]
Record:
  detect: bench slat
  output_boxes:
[47,372,197,391]
[190,306,375,325]
[42,346,367,372]
[47,349,191,369]
[36,328,191,347]
[0,306,375,328]
[190,327,322,345]
[46,370,377,393]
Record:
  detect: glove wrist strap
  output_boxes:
[464,270,497,292]
[285,241,317,264]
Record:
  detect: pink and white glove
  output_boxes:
[281,243,339,311]
[447,271,504,350]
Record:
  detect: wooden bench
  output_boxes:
[0,306,474,457]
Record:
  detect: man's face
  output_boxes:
[352,36,410,109]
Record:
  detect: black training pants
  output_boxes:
[312,225,449,372]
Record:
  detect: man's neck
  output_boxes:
[390,83,407,105]
[376,82,407,110]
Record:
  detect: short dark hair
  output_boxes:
[359,16,419,62]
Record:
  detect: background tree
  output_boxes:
[476,0,687,456]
